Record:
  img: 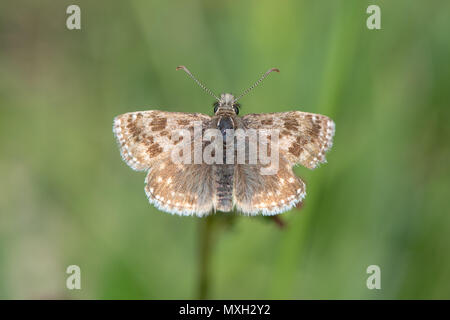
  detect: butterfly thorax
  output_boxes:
[210,94,239,212]
[217,113,235,137]
[212,110,236,212]
[214,93,238,142]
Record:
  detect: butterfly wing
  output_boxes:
[233,157,306,215]
[144,154,215,216]
[113,110,211,171]
[242,111,335,169]
[114,110,335,216]
[113,110,215,216]
[233,111,334,215]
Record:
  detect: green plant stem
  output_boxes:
[198,216,214,299]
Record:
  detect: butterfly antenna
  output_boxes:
[235,68,280,102]
[176,66,219,101]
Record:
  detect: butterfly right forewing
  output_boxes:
[114,66,336,217]
[232,110,335,215]
[242,111,335,169]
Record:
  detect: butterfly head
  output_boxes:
[176,65,279,116]
[213,93,240,115]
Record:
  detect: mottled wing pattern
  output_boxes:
[113,111,211,171]
[233,157,306,215]
[242,111,335,169]
[233,110,334,215]
[113,110,215,216]
[114,109,334,217]
[144,155,215,216]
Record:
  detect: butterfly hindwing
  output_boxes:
[233,157,306,215]
[114,107,334,216]
[144,154,215,216]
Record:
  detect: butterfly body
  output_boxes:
[212,97,242,212]
[113,69,335,217]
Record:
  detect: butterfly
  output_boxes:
[113,66,335,217]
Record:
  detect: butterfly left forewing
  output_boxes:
[114,105,334,216]
[114,110,215,216]
[113,110,211,171]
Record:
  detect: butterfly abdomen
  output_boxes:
[214,114,236,212]
[214,164,234,212]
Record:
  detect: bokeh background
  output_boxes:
[1,0,449,299]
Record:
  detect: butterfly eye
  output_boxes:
[233,103,240,115]
[213,102,219,113]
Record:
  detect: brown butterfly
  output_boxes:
[113,66,335,217]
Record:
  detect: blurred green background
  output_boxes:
[1,0,449,299]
